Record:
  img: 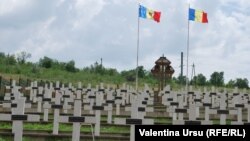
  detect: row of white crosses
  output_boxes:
[161,85,250,125]
[1,80,156,141]
[204,87,250,125]
[114,91,154,141]
[1,81,92,141]
[0,80,40,141]
[228,87,250,124]
[169,88,203,125]
[31,81,115,137]
[2,81,250,141]
[3,80,32,113]
[33,81,98,139]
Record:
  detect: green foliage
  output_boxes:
[5,54,16,65]
[31,64,40,74]
[175,74,187,85]
[235,78,249,89]
[0,52,5,58]
[0,52,249,90]
[65,60,77,72]
[226,78,249,89]
[190,73,207,86]
[226,79,235,88]
[120,66,148,82]
[121,69,136,82]
[0,122,129,133]
[82,61,120,76]
[209,71,224,87]
[137,66,146,78]
[16,51,31,64]
[39,56,53,68]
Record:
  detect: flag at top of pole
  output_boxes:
[189,8,208,23]
[139,5,161,23]
[185,5,208,91]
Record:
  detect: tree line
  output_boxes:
[0,51,249,89]
[174,72,249,89]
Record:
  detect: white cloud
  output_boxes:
[71,0,106,29]
[0,0,33,15]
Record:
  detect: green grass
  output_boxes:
[0,122,129,133]
[154,117,172,124]
[213,119,232,125]
[0,122,130,141]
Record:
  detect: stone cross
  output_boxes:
[104,90,115,124]
[210,93,229,125]
[43,83,52,121]
[202,92,213,124]
[114,97,154,141]
[58,99,95,141]
[0,97,40,141]
[166,92,178,120]
[31,81,38,103]
[62,88,73,114]
[115,90,122,115]
[76,82,83,99]
[231,93,244,125]
[5,80,22,101]
[36,86,44,113]
[52,81,63,135]
[86,90,96,114]
[83,90,104,136]
[194,90,202,118]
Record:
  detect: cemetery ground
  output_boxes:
[0,79,249,141]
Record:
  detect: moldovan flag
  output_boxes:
[139,5,161,23]
[189,8,208,23]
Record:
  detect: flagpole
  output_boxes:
[136,3,140,92]
[186,3,190,92]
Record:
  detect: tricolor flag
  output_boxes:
[139,5,161,23]
[189,8,208,23]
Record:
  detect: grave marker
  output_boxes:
[43,83,52,121]
[202,92,213,124]
[114,97,154,141]
[58,99,95,141]
[231,93,244,125]
[104,90,115,124]
[210,93,229,125]
[0,97,40,141]
[52,81,63,135]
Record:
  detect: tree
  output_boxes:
[106,68,118,76]
[176,74,187,85]
[0,52,5,64]
[210,71,224,87]
[121,69,136,82]
[137,66,146,78]
[195,73,207,86]
[234,78,249,89]
[226,79,235,88]
[16,51,31,64]
[5,54,16,65]
[39,56,53,68]
[65,60,76,72]
[0,52,5,58]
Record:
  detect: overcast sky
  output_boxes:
[0,0,249,82]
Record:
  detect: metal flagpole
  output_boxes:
[136,3,140,92]
[186,3,190,92]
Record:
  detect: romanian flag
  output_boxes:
[139,5,161,23]
[189,8,208,23]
